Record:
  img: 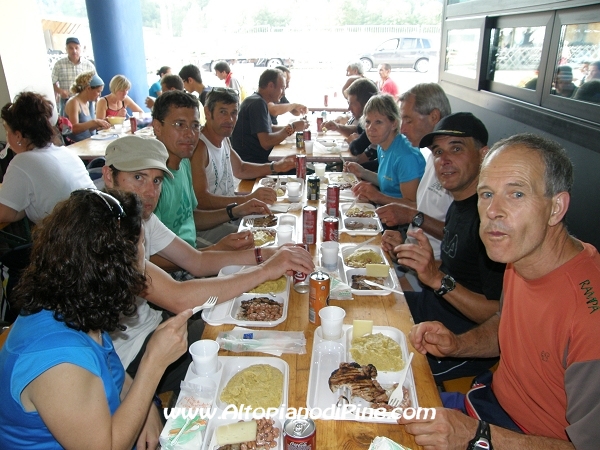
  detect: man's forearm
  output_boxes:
[490,425,574,450]
[454,314,500,358]
[196,192,239,211]
[193,208,230,230]
[268,103,296,116]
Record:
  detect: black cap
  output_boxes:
[66,37,80,46]
[419,112,488,148]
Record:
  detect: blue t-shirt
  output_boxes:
[149,80,162,97]
[377,134,425,198]
[0,309,124,449]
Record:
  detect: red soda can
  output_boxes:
[303,129,311,141]
[302,206,317,245]
[293,243,309,294]
[283,418,316,449]
[296,154,307,180]
[129,117,137,134]
[324,94,329,107]
[316,117,323,131]
[326,184,340,217]
[309,271,330,325]
[323,216,339,242]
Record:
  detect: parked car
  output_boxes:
[359,37,437,73]
[201,57,293,72]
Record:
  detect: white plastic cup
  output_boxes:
[189,340,219,376]
[321,241,339,269]
[113,123,123,133]
[277,225,294,244]
[319,306,346,340]
[305,140,314,155]
[314,163,326,177]
[287,181,301,197]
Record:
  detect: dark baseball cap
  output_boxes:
[66,37,80,46]
[419,112,488,148]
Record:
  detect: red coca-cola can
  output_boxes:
[293,243,309,293]
[324,94,328,107]
[326,184,340,217]
[129,117,137,134]
[303,129,311,141]
[323,216,339,242]
[316,117,323,131]
[296,154,307,180]
[284,418,316,449]
[302,206,317,245]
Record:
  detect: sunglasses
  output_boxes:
[71,189,126,223]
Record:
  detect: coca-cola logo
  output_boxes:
[287,441,312,449]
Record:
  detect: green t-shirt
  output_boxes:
[154,158,198,247]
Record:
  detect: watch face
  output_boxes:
[412,212,424,228]
[443,275,456,290]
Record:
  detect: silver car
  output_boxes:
[360,37,437,73]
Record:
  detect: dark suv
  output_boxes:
[359,37,437,73]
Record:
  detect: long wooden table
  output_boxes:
[268,131,357,164]
[205,178,441,449]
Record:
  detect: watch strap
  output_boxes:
[467,420,492,450]
[226,203,237,221]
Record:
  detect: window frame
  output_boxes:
[540,5,600,123]
[485,12,554,105]
[440,17,487,90]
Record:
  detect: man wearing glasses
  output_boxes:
[101,135,315,393]
[191,87,296,214]
[152,91,269,251]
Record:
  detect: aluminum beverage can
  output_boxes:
[293,243,310,293]
[324,94,329,107]
[129,117,137,134]
[323,216,339,241]
[296,131,304,150]
[326,184,340,217]
[316,117,323,131]
[283,418,316,449]
[307,175,320,201]
[296,154,307,180]
[303,130,311,141]
[309,271,330,325]
[302,206,317,245]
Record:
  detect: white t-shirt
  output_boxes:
[0,144,95,224]
[416,152,453,260]
[198,132,236,197]
[110,213,176,368]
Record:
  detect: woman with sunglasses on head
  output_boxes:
[0,91,96,225]
[0,189,192,449]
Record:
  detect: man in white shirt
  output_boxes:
[191,87,296,211]
[102,135,314,392]
[51,37,96,115]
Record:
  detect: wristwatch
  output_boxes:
[411,212,424,228]
[226,202,238,221]
[467,420,492,450]
[270,161,277,174]
[433,274,456,296]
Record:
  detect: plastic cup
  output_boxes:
[113,123,123,133]
[305,140,314,155]
[287,181,301,197]
[319,306,346,340]
[314,163,326,177]
[189,340,219,376]
[277,225,294,244]
[321,241,339,269]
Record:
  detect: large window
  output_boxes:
[442,4,600,126]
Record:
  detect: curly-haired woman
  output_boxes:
[64,71,111,142]
[0,189,192,449]
[0,91,95,225]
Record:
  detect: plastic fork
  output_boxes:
[192,296,218,315]
[388,352,414,407]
